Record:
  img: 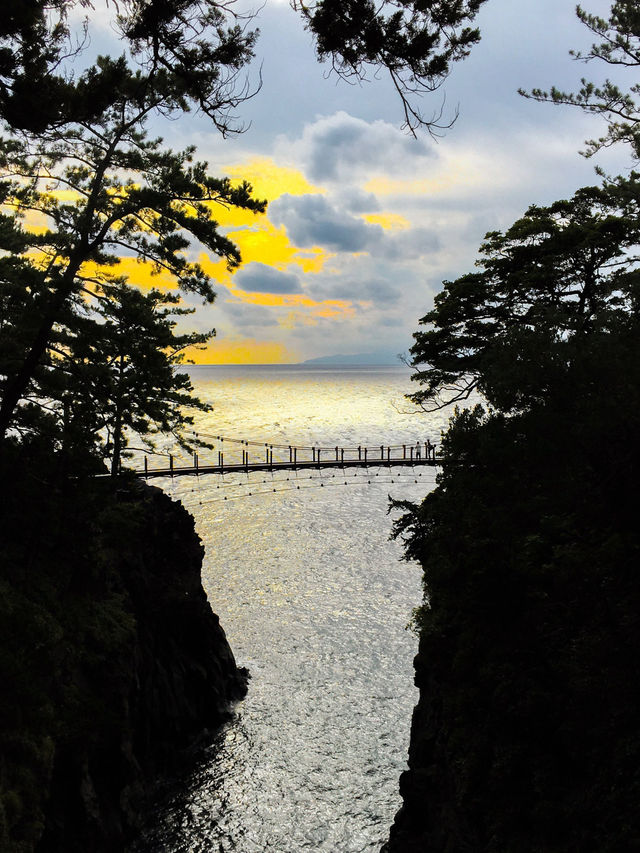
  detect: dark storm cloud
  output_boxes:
[270,194,383,252]
[234,263,301,293]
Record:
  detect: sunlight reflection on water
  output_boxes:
[132,366,445,853]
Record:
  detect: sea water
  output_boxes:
[131,365,447,853]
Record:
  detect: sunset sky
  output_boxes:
[99,0,627,363]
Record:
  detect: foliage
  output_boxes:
[408,174,640,411]
[1,1,489,138]
[294,0,488,134]
[390,318,640,848]
[521,1,640,159]
[0,0,259,135]
[53,285,214,474]
[0,54,266,453]
[394,8,640,835]
[0,0,491,468]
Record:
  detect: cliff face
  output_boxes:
[383,393,640,852]
[0,475,246,853]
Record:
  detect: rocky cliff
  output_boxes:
[0,474,246,852]
[382,393,640,852]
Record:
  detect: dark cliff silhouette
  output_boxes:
[0,458,247,852]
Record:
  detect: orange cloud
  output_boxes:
[187,338,298,364]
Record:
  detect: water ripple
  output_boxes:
[131,367,439,853]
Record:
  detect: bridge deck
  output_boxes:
[140,456,438,479]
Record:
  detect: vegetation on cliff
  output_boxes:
[0,4,496,850]
[386,5,640,849]
[0,455,247,852]
[387,332,640,850]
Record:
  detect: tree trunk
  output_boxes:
[0,261,83,442]
[110,355,125,477]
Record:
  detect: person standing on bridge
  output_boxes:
[415,440,421,460]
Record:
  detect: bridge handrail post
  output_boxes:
[387,446,390,462]
[144,455,148,479]
[380,444,384,460]
[410,446,414,462]
[294,447,297,466]
[221,451,224,472]
[341,448,344,464]
[364,447,367,464]
[403,444,406,459]
[335,446,338,461]
[317,448,321,468]
[169,454,174,477]
[358,445,361,460]
[313,447,316,463]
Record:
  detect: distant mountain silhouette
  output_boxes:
[302,351,403,365]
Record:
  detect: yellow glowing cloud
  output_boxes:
[362,212,411,230]
[206,158,324,229]
[188,338,298,364]
[198,221,331,292]
[104,256,177,289]
[365,175,456,195]
[226,290,354,317]
[229,223,329,274]
[224,157,324,201]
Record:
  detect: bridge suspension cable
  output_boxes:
[127,432,440,479]
[163,464,438,506]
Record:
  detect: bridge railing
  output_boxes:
[125,433,440,478]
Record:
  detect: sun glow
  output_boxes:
[189,338,298,364]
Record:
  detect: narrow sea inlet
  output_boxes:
[132,365,445,852]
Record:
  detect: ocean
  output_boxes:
[131,364,447,853]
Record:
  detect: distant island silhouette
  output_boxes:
[302,352,404,366]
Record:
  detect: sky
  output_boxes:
[95,0,629,363]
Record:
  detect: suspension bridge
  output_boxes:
[132,432,440,479]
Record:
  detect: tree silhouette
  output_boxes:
[53,285,213,475]
[522,1,640,159]
[408,175,640,411]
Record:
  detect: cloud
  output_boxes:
[376,226,441,261]
[311,274,401,306]
[234,262,301,293]
[282,111,435,183]
[337,188,381,214]
[221,300,280,328]
[270,193,383,252]
[222,157,324,203]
